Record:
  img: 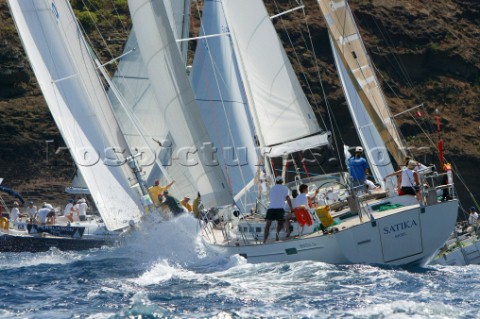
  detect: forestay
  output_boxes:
[128,0,234,208]
[8,0,144,230]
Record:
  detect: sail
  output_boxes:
[8,0,144,231]
[128,0,233,208]
[190,0,258,212]
[330,35,395,185]
[221,0,325,149]
[65,170,90,194]
[163,0,191,61]
[108,32,199,200]
[317,0,406,166]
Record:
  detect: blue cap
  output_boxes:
[69,199,74,203]
[29,201,33,204]
[471,206,476,211]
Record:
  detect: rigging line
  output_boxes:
[298,23,345,172]
[108,0,128,33]
[194,1,253,197]
[271,0,329,130]
[370,16,414,89]
[451,161,479,208]
[80,0,115,63]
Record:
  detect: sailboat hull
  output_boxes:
[206,200,458,266]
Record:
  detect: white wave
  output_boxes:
[0,248,84,269]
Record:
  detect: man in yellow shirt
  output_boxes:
[148,179,175,207]
[180,195,192,212]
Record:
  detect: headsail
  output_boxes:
[8,0,144,230]
[317,0,406,166]
[108,32,199,200]
[221,0,328,151]
[128,0,234,208]
[190,0,259,212]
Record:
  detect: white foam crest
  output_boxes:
[345,300,462,318]
[122,214,245,284]
[0,248,83,269]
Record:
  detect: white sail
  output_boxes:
[221,0,325,149]
[190,0,258,212]
[128,0,234,208]
[163,0,191,61]
[330,35,395,185]
[8,0,144,231]
[108,32,199,200]
[317,0,406,165]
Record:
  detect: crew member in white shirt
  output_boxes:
[263,176,293,243]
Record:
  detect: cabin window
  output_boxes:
[352,51,357,59]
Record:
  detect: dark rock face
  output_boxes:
[0,0,478,213]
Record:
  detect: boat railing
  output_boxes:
[419,169,456,206]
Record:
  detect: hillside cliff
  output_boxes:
[0,0,478,212]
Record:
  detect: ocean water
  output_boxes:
[1,215,479,319]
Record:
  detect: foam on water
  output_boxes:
[2,217,480,318]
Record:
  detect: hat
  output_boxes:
[183,195,190,200]
[78,198,86,203]
[154,180,159,186]
[355,146,363,153]
[470,206,476,211]
[275,176,283,182]
[13,201,19,206]
[29,201,33,205]
[407,160,417,170]
[69,199,74,203]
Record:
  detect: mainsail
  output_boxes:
[221,0,329,154]
[317,0,406,166]
[330,35,395,185]
[128,0,234,208]
[8,0,144,231]
[190,0,259,212]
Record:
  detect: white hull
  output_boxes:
[205,199,458,266]
[432,233,480,266]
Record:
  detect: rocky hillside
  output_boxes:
[0,0,479,214]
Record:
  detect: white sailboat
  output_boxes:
[148,0,457,266]
[5,0,147,250]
